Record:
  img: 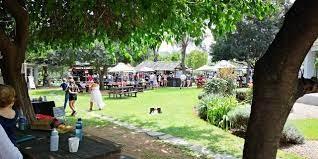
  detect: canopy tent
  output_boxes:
[195,65,216,72]
[213,60,236,69]
[137,66,155,72]
[135,61,184,71]
[108,63,135,73]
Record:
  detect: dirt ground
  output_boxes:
[85,124,198,159]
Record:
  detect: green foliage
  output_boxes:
[236,88,253,103]
[228,105,305,145]
[281,124,305,145]
[228,105,251,131]
[210,4,283,66]
[158,52,181,62]
[197,94,215,120]
[186,50,208,69]
[204,78,236,96]
[206,95,238,127]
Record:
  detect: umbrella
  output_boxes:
[213,60,236,69]
[108,63,135,73]
[137,66,155,72]
[195,65,216,72]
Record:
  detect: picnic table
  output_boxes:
[108,86,138,98]
[17,130,121,159]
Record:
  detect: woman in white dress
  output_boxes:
[89,81,105,111]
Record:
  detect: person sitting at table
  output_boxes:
[68,78,80,116]
[89,80,105,111]
[0,84,19,145]
[0,124,22,159]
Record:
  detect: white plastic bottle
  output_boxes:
[50,128,59,151]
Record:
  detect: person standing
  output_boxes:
[68,78,79,116]
[186,74,191,87]
[180,73,187,89]
[149,73,155,88]
[60,78,69,110]
[89,80,105,111]
[163,74,168,87]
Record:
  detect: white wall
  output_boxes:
[303,51,317,79]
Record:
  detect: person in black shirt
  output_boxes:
[67,78,79,116]
[0,85,18,145]
[60,78,69,110]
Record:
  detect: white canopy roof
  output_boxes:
[137,66,155,72]
[213,60,236,69]
[108,63,135,72]
[195,65,216,72]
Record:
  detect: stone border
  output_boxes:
[87,112,236,159]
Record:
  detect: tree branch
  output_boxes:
[3,0,29,52]
[0,27,15,55]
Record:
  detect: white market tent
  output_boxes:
[195,65,216,72]
[137,66,155,72]
[108,63,135,73]
[213,60,236,69]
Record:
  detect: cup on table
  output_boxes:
[68,137,80,153]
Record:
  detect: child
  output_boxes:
[0,84,18,145]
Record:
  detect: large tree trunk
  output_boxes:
[180,36,189,73]
[243,1,318,159]
[0,0,35,122]
[152,47,159,62]
[42,65,49,87]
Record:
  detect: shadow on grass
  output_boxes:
[107,115,238,156]
[65,116,110,128]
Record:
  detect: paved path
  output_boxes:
[288,103,318,119]
[281,141,318,159]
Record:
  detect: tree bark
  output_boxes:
[0,0,35,122]
[42,65,49,87]
[243,1,318,159]
[152,47,159,62]
[181,36,189,73]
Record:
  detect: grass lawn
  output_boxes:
[30,87,301,159]
[289,119,318,140]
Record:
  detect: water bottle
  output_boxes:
[18,116,27,131]
[75,119,83,141]
[50,128,59,151]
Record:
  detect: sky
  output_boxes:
[158,28,215,55]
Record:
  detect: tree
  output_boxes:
[0,0,276,157]
[210,9,283,68]
[243,1,318,159]
[79,40,116,90]
[186,50,208,69]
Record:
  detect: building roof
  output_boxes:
[136,61,183,71]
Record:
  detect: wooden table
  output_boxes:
[17,130,121,159]
[108,86,137,98]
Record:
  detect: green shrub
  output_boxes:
[281,124,305,144]
[228,105,305,145]
[235,88,253,103]
[207,95,238,126]
[197,94,215,120]
[204,78,236,96]
[227,105,251,131]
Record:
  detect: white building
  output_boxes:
[302,40,318,79]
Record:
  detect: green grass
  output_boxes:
[30,88,302,159]
[289,118,318,140]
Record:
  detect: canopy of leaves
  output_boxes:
[210,5,283,67]
[1,0,274,55]
[186,50,208,69]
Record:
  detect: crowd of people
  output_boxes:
[60,76,105,116]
